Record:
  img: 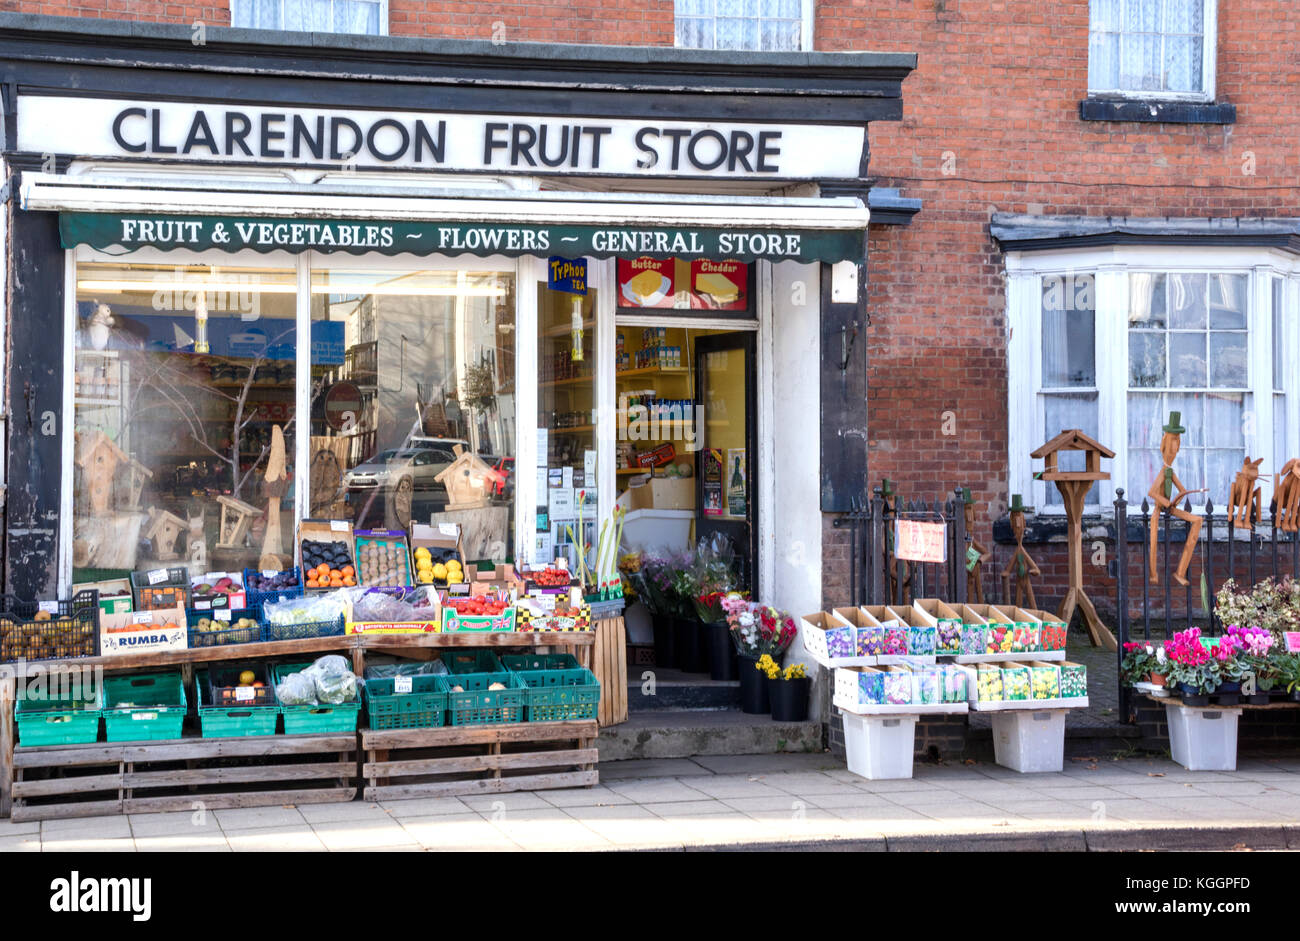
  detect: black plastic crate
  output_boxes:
[0,590,101,663]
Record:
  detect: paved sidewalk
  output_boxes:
[4,752,1300,851]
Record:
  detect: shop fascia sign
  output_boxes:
[60,213,863,263]
[18,95,866,180]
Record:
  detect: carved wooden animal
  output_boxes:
[1277,459,1300,533]
[1228,456,1264,528]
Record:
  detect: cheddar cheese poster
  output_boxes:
[617,257,749,311]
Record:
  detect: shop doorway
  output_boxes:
[694,332,758,593]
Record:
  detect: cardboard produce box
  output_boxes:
[470,563,526,598]
[190,571,247,611]
[100,603,188,656]
[76,578,133,616]
[410,522,468,588]
[298,519,357,589]
[627,476,694,511]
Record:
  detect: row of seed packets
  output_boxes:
[838,664,971,707]
[802,600,1068,665]
[975,661,1088,703]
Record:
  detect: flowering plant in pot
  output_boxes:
[1210,634,1248,705]
[1120,642,1166,687]
[755,656,811,722]
[1164,627,1218,705]
[1279,653,1300,702]
[1224,624,1276,703]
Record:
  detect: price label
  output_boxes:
[1285,632,1300,653]
[262,569,278,578]
[131,612,155,626]
[132,712,158,721]
[194,600,211,611]
[394,676,413,694]
[438,523,459,537]
[37,600,59,614]
[330,520,349,532]
[215,609,232,622]
[234,686,255,702]
[148,568,169,585]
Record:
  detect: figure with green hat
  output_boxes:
[1146,411,1205,586]
[1000,493,1040,608]
[961,487,991,604]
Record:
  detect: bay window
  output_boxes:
[1007,249,1299,515]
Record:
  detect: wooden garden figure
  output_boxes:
[961,488,991,604]
[1000,493,1040,609]
[880,478,911,601]
[76,430,127,515]
[1276,458,1300,533]
[1031,428,1117,650]
[1145,411,1204,590]
[259,424,290,570]
[1227,456,1264,529]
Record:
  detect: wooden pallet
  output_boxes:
[11,732,358,822]
[361,720,598,801]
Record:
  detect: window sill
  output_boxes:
[1078,97,1236,125]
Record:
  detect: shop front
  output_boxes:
[0,16,913,816]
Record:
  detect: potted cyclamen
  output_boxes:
[1120,642,1165,688]
[757,656,811,722]
[1210,636,1246,706]
[1226,625,1275,705]
[1165,627,1218,707]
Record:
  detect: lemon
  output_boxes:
[414,547,431,559]
[432,562,448,580]
[446,559,462,572]
[446,571,464,584]
[238,670,256,685]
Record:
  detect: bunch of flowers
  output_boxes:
[755,653,781,679]
[684,535,740,622]
[1214,577,1300,641]
[618,552,643,604]
[726,599,798,658]
[781,663,808,681]
[639,552,673,615]
[1224,624,1278,689]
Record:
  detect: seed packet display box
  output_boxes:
[962,663,1089,710]
[832,666,969,716]
[802,607,936,668]
[298,519,356,589]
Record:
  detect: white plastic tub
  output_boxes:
[841,710,918,780]
[1166,703,1241,771]
[991,709,1066,773]
[619,508,694,552]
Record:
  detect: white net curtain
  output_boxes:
[231,0,382,34]
[1089,0,1206,95]
[675,0,803,51]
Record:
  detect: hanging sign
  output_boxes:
[895,520,947,564]
[548,257,587,295]
[59,213,865,264]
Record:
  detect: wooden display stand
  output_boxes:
[1030,429,1117,651]
[0,631,598,820]
[361,721,598,802]
[10,733,356,822]
[593,616,629,727]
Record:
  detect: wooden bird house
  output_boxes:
[216,494,263,549]
[144,506,189,560]
[1030,429,1116,482]
[434,445,505,511]
[75,430,128,514]
[120,458,154,511]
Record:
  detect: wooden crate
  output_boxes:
[10,732,358,822]
[361,720,598,801]
[592,617,628,727]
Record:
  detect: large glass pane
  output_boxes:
[1129,331,1166,387]
[1273,279,1285,392]
[1205,392,1245,448]
[1166,391,1205,447]
[73,261,298,584]
[1208,274,1247,329]
[1128,391,1163,449]
[1168,331,1207,387]
[1041,274,1096,387]
[310,268,516,561]
[1043,393,1099,505]
[536,280,597,569]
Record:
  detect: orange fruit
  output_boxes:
[329,569,342,579]
[306,577,319,588]
[343,575,356,586]
[329,577,343,587]
[342,565,355,577]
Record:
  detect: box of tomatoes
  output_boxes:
[441,590,516,633]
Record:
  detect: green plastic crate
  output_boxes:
[442,650,505,675]
[102,671,186,742]
[364,674,448,730]
[500,653,582,673]
[195,669,280,738]
[15,682,103,746]
[514,668,601,722]
[444,671,527,726]
[270,662,361,734]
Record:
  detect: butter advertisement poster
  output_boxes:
[617,257,749,310]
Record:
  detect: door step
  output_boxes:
[626,667,740,712]
[598,708,822,761]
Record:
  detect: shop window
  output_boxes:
[1011,257,1295,515]
[308,267,516,560]
[72,261,298,582]
[674,0,811,52]
[1088,0,1215,99]
[231,0,386,35]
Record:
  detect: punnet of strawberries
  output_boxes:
[531,568,572,586]
[443,596,510,617]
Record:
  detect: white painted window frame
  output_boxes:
[1005,244,1300,518]
[1087,0,1217,102]
[674,0,814,52]
[230,0,389,36]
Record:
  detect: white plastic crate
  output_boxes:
[1166,703,1241,771]
[990,708,1066,773]
[841,710,918,780]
